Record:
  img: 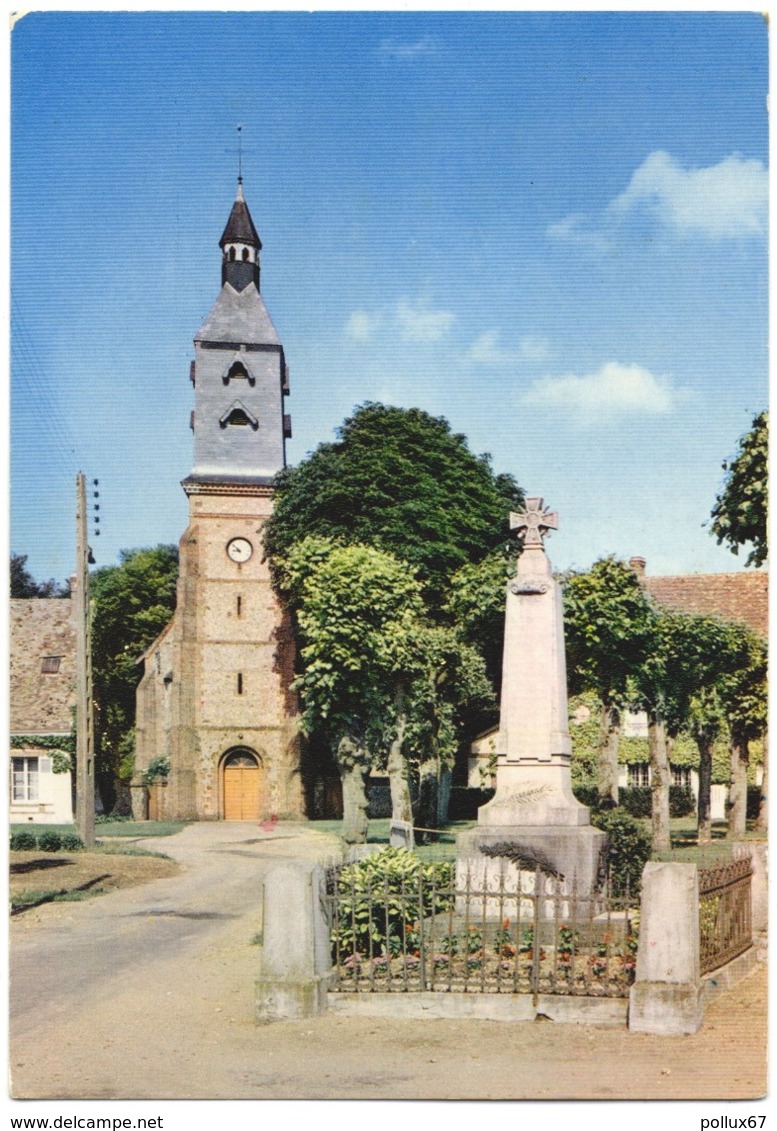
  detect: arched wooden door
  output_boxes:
[222,749,262,820]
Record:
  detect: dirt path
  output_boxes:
[9,823,768,1102]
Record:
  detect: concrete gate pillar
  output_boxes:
[255,861,332,1023]
[629,861,704,1035]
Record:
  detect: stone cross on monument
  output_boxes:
[457,495,606,895]
[510,496,558,548]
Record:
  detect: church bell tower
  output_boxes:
[134,178,303,821]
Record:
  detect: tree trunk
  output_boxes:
[386,687,413,823]
[727,730,749,840]
[597,703,621,807]
[755,730,768,833]
[695,733,714,845]
[337,736,369,844]
[648,712,671,853]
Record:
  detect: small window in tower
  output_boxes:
[242,247,250,261]
[237,595,242,618]
[227,361,248,381]
[219,401,259,430]
[41,656,61,674]
[237,673,243,695]
[229,247,236,261]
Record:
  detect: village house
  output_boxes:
[10,597,76,824]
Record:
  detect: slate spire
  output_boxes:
[219,178,262,292]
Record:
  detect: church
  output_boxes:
[133,179,304,821]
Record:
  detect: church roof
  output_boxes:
[195,282,282,346]
[219,184,261,249]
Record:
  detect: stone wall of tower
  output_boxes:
[135,487,304,821]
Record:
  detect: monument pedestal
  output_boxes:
[457,823,606,899]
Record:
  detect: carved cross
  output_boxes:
[510,497,559,548]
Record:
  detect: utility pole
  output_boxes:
[75,471,95,847]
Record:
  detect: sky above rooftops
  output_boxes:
[10,10,768,584]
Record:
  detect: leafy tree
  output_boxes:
[265,402,524,607]
[90,545,179,812]
[444,551,515,691]
[278,538,426,842]
[10,552,68,598]
[653,613,736,846]
[715,624,767,839]
[404,624,495,835]
[686,686,727,845]
[710,410,768,567]
[562,558,654,806]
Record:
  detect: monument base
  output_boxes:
[457,824,607,900]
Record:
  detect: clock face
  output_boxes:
[226,537,253,563]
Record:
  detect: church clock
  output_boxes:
[226,537,253,563]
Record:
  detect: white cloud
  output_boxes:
[345,310,378,342]
[518,335,552,363]
[611,150,768,238]
[395,300,454,343]
[546,213,613,252]
[379,35,442,60]
[464,330,552,366]
[548,151,768,246]
[523,361,684,424]
[464,330,507,365]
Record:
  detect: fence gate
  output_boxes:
[325,860,638,998]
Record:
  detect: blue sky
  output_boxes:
[11,11,768,585]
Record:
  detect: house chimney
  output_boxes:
[629,556,646,582]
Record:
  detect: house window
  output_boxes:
[629,764,650,788]
[672,766,691,789]
[41,656,61,674]
[237,673,243,695]
[12,756,39,801]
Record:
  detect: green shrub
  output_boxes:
[37,831,62,852]
[10,830,37,851]
[59,833,84,851]
[747,785,764,820]
[617,785,696,819]
[669,786,695,818]
[619,787,652,818]
[571,784,600,810]
[591,808,652,896]
[447,787,495,821]
[332,846,453,960]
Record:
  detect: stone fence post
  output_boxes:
[255,861,333,1023]
[629,861,705,1035]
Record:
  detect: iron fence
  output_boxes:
[324,859,638,997]
[698,857,753,975]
